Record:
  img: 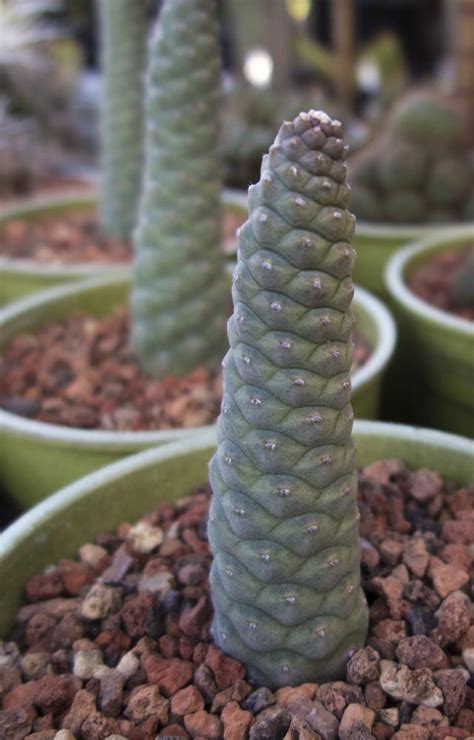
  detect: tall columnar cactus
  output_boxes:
[99,0,146,238]
[131,0,227,377]
[208,110,368,688]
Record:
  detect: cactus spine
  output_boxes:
[208,110,368,688]
[131,0,227,377]
[99,0,146,238]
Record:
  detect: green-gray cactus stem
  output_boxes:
[208,110,369,689]
[99,0,146,239]
[131,0,227,377]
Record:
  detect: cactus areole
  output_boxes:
[208,110,369,688]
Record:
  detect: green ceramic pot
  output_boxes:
[385,226,474,436]
[0,189,248,306]
[1,421,472,637]
[0,275,396,509]
[352,220,470,300]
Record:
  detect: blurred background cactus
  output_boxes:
[98,0,147,238]
[131,0,227,378]
[350,91,474,224]
[209,109,368,688]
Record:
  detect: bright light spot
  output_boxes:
[286,0,311,22]
[243,48,273,88]
[356,60,381,93]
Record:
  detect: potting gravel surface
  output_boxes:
[408,246,474,321]
[0,309,371,431]
[0,209,245,265]
[1,462,473,740]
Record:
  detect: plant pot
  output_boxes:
[1,420,472,640]
[352,220,473,300]
[0,189,248,306]
[385,226,474,436]
[0,274,396,509]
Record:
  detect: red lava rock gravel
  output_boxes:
[0,208,245,265]
[1,462,473,739]
[408,245,474,321]
[0,309,371,432]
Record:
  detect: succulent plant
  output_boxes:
[131,0,227,378]
[208,109,369,688]
[351,92,474,224]
[98,0,146,238]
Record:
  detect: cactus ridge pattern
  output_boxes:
[99,0,146,238]
[131,0,227,377]
[208,110,368,689]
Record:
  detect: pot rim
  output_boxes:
[0,188,248,275]
[2,420,473,560]
[0,274,396,446]
[384,224,474,336]
[355,218,474,238]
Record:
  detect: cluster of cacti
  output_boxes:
[350,93,474,224]
[98,0,147,239]
[131,0,228,378]
[208,109,368,688]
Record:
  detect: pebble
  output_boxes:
[249,706,290,740]
[379,707,400,727]
[80,584,121,620]
[61,689,96,735]
[19,652,50,681]
[433,591,471,646]
[275,683,318,706]
[171,685,205,715]
[73,649,104,679]
[184,709,222,738]
[221,700,253,740]
[402,537,430,577]
[127,521,164,554]
[409,469,443,502]
[392,724,430,739]
[339,703,375,739]
[0,709,32,739]
[115,650,139,680]
[210,680,252,713]
[434,669,467,717]
[379,660,444,707]
[429,557,470,598]
[99,669,124,717]
[79,543,109,569]
[395,635,446,670]
[205,645,246,690]
[363,459,405,484]
[124,684,169,723]
[242,686,276,713]
[411,705,448,727]
[142,654,194,696]
[347,646,380,685]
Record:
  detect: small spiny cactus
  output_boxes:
[208,109,369,689]
[99,0,147,238]
[131,0,227,377]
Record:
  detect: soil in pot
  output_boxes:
[0,208,246,265]
[408,245,474,321]
[1,461,473,739]
[0,308,371,432]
